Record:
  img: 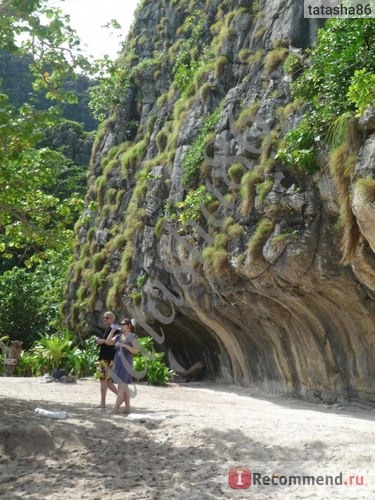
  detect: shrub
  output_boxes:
[238,48,252,64]
[347,68,375,117]
[277,19,374,176]
[200,82,215,102]
[202,245,229,277]
[235,101,261,131]
[129,292,142,306]
[14,334,99,377]
[133,337,175,385]
[329,144,358,263]
[355,177,375,204]
[257,179,274,204]
[136,272,149,288]
[176,185,216,225]
[0,249,71,348]
[271,229,299,250]
[293,19,375,124]
[182,106,222,186]
[172,13,212,96]
[283,52,303,76]
[240,169,261,215]
[214,55,229,78]
[276,119,317,173]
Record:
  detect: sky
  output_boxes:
[54,0,140,60]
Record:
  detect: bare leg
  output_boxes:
[99,380,119,407]
[99,380,108,407]
[107,380,119,396]
[113,386,126,412]
[123,384,131,414]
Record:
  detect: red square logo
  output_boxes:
[228,467,251,489]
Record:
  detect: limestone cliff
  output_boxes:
[64,0,375,403]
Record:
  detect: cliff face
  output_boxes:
[65,0,375,403]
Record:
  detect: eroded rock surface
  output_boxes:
[65,0,375,403]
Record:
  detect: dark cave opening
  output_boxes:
[139,316,231,382]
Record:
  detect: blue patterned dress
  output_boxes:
[112,333,137,384]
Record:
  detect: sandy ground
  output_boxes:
[0,378,374,499]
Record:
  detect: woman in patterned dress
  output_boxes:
[106,318,138,413]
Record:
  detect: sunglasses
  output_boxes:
[103,316,110,320]
[121,322,128,326]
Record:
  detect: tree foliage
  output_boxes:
[278,19,375,172]
[292,19,375,125]
[0,100,85,265]
[0,0,96,347]
[0,49,98,130]
[0,0,90,265]
[0,0,90,101]
[0,247,71,347]
[133,337,175,385]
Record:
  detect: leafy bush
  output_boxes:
[172,12,208,95]
[182,107,221,186]
[31,331,77,374]
[10,332,173,384]
[68,337,99,377]
[276,119,317,173]
[292,19,375,125]
[176,185,216,225]
[14,332,99,377]
[0,268,52,348]
[0,248,72,348]
[133,337,175,385]
[136,272,149,288]
[347,68,375,117]
[32,335,65,374]
[278,19,375,172]
[174,59,201,95]
[283,52,303,76]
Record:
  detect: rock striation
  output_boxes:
[64,0,375,403]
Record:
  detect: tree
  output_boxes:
[0,0,96,346]
[0,244,79,348]
[0,49,99,130]
[0,0,90,101]
[0,0,90,265]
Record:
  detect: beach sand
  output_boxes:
[0,377,374,499]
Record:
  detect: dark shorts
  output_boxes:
[97,359,114,381]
